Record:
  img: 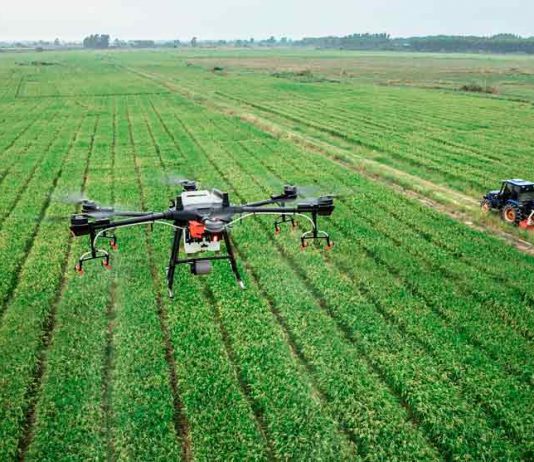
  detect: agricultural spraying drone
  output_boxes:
[70,181,335,297]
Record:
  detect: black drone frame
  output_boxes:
[70,184,334,297]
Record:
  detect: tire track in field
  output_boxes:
[16,115,98,461]
[14,76,25,98]
[0,119,65,233]
[125,103,192,461]
[276,99,496,189]
[132,65,534,256]
[0,100,42,141]
[146,99,279,458]
[0,105,62,186]
[199,283,277,460]
[225,137,531,451]
[0,115,86,319]
[233,107,534,258]
[102,101,117,462]
[232,248,366,458]
[238,137,534,387]
[166,108,444,459]
[218,92,492,192]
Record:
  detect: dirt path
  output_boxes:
[121,65,534,258]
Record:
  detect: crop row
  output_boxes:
[144,96,357,459]
[0,107,95,460]
[213,92,497,193]
[217,130,534,450]
[149,92,533,459]
[155,62,534,196]
[0,111,86,314]
[220,118,528,378]
[22,97,183,461]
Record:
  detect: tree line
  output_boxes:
[294,33,534,54]
[82,34,110,49]
[77,32,534,54]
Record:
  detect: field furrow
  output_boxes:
[1,50,534,461]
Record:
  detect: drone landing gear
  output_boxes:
[300,212,333,250]
[274,214,297,234]
[166,225,245,298]
[75,231,117,275]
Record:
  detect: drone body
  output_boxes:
[70,181,335,297]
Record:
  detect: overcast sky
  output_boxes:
[1,0,532,42]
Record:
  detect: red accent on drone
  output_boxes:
[189,220,205,239]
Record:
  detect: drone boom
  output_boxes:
[70,181,336,297]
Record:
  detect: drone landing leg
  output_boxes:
[166,226,183,298]
[223,230,245,289]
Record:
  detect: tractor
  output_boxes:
[481,179,534,229]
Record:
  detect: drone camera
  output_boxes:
[191,260,212,275]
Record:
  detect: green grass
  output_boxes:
[0,49,534,461]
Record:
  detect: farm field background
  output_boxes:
[1,49,534,461]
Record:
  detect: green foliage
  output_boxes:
[83,34,110,49]
[0,50,533,461]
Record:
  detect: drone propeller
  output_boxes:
[54,191,146,219]
[296,183,359,202]
[164,175,193,186]
[162,174,200,192]
[55,191,91,205]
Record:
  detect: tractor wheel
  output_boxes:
[480,199,492,214]
[501,204,522,224]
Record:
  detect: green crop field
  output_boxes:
[1,49,534,461]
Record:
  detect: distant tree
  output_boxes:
[291,32,534,54]
[130,40,155,48]
[174,39,180,48]
[267,36,276,44]
[83,34,110,49]
[53,38,60,46]
[191,36,198,47]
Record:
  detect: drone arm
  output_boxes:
[243,196,295,207]
[239,202,334,216]
[95,212,171,230]
[70,211,171,236]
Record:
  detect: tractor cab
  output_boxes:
[481,179,534,225]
